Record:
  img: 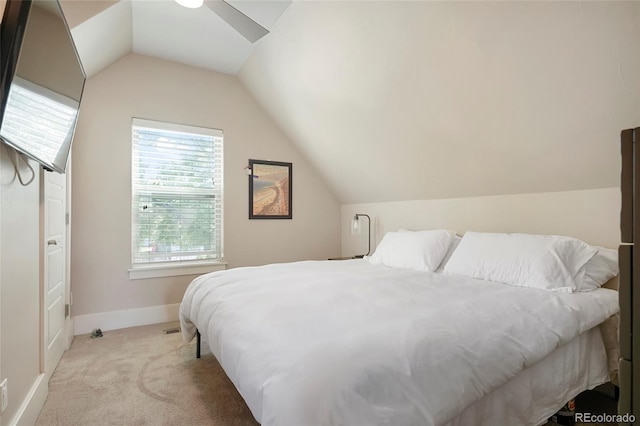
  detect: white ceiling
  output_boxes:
[65,0,292,77]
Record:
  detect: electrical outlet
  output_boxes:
[1,378,7,412]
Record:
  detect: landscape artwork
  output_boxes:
[249,159,292,219]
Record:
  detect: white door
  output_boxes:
[43,168,67,379]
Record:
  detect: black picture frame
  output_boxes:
[248,159,292,219]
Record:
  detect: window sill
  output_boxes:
[128,261,227,280]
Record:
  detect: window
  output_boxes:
[130,118,224,278]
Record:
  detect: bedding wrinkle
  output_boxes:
[179,260,619,426]
[445,328,608,425]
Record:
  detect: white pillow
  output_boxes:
[436,235,462,272]
[443,232,598,292]
[395,229,462,272]
[577,246,619,292]
[366,230,456,272]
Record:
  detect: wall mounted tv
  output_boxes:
[0,0,85,174]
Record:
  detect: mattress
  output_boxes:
[180,259,619,425]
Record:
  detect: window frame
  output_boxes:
[129,118,225,279]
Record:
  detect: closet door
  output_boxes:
[42,168,67,380]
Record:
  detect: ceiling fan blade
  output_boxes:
[204,0,269,43]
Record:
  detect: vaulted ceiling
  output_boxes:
[62,0,292,76]
[62,0,640,204]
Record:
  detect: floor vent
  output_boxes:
[163,327,180,335]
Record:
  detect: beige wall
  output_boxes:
[342,188,621,257]
[0,147,41,425]
[70,53,340,318]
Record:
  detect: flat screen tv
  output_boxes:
[0,0,85,174]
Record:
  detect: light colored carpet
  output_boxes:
[36,322,258,426]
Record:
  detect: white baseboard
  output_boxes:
[74,303,180,335]
[11,373,47,426]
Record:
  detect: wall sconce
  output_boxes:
[351,213,371,258]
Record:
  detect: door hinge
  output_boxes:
[65,303,70,317]
[65,213,70,225]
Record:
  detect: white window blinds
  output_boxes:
[131,118,223,266]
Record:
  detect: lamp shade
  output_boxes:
[351,217,362,235]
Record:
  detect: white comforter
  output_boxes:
[179,260,618,426]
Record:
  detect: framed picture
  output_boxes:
[249,159,292,219]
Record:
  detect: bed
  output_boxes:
[179,230,619,426]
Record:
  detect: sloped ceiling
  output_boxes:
[62,0,291,77]
[58,1,640,205]
[67,0,132,78]
[239,1,640,204]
